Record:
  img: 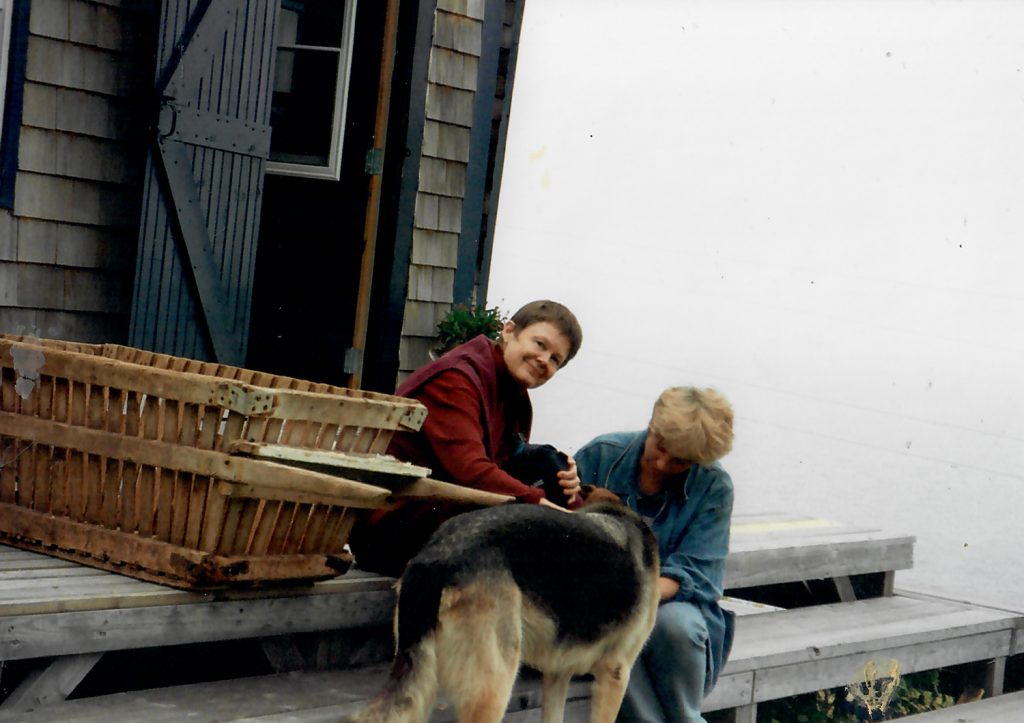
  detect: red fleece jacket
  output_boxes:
[386,335,544,502]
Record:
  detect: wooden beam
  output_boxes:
[348,0,401,390]
[0,653,103,710]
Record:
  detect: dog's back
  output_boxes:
[346,503,660,723]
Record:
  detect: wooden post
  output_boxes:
[348,0,401,390]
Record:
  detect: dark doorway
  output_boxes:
[247,0,388,386]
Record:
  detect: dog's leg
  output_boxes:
[589,657,632,723]
[541,671,571,723]
[435,576,522,723]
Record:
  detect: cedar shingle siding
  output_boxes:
[397,0,507,381]
[0,0,157,342]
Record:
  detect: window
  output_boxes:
[266,0,358,180]
[0,0,27,208]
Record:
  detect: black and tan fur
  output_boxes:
[344,501,660,723]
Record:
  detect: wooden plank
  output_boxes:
[0,412,392,508]
[229,442,430,487]
[751,629,1011,706]
[0,588,396,660]
[700,670,756,712]
[897,690,1024,721]
[724,596,1018,675]
[725,530,914,589]
[0,652,103,711]
[0,551,392,614]
[384,477,513,507]
[0,503,352,590]
[1,338,425,432]
[0,565,107,581]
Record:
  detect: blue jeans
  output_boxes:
[617,601,713,723]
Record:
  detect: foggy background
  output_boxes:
[488,0,1024,609]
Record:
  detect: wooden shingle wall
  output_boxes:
[0,0,157,342]
[397,0,485,378]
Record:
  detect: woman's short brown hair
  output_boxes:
[508,299,583,366]
[649,387,734,466]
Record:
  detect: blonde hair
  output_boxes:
[649,387,734,465]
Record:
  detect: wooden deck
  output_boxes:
[1,510,1012,722]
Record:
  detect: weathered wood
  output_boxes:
[385,477,513,507]
[424,83,475,126]
[0,502,356,589]
[700,595,1020,711]
[229,442,430,487]
[1,337,426,434]
[0,652,103,711]
[726,527,914,589]
[418,157,467,198]
[0,412,392,507]
[0,585,396,660]
[897,689,1024,720]
[427,47,480,93]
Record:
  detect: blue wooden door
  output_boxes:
[129,0,278,365]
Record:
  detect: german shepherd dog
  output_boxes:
[343,499,660,723]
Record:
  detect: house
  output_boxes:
[0,0,526,392]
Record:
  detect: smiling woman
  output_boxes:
[348,299,584,577]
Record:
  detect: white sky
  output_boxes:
[489,0,1024,608]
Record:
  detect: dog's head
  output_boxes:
[503,441,571,508]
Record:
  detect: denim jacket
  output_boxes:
[575,430,735,682]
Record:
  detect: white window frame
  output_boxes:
[0,0,14,132]
[266,0,358,180]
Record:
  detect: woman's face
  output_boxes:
[641,431,692,486]
[500,320,571,389]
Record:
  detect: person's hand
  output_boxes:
[538,496,571,512]
[557,456,581,504]
[658,576,681,601]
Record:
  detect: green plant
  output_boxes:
[435,304,505,354]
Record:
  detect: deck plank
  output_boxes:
[896,690,1024,721]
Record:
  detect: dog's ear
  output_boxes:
[579,485,623,507]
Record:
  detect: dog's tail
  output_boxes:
[342,565,445,723]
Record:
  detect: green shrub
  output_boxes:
[435,304,505,354]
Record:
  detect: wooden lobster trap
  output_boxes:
[0,335,441,589]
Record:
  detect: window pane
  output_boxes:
[269,47,339,166]
[279,0,343,48]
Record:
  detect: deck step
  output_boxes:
[2,595,1019,722]
[896,689,1024,722]
[0,668,587,722]
[705,594,1021,712]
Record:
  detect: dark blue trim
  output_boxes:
[362,0,436,392]
[478,0,526,304]
[0,0,30,209]
[453,0,503,307]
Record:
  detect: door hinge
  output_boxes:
[343,347,363,375]
[364,148,384,175]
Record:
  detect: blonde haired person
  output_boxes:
[575,387,735,723]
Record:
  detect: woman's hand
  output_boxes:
[557,456,582,505]
[538,496,571,512]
